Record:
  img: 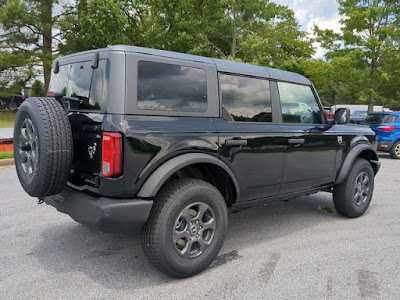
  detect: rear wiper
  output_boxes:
[64,96,83,103]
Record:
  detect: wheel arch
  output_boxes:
[335,143,380,185]
[391,138,400,147]
[137,153,240,205]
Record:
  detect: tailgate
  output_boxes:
[69,112,103,186]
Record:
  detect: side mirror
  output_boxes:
[334,108,350,124]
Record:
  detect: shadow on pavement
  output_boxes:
[377,152,392,160]
[32,192,340,289]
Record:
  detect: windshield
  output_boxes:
[351,110,367,117]
[364,114,399,124]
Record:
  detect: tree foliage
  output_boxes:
[59,0,314,70]
[30,79,45,96]
[0,0,70,91]
[315,0,400,111]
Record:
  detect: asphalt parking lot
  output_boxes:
[1,154,400,300]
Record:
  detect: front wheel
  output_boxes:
[333,158,375,218]
[142,178,228,278]
[390,141,400,159]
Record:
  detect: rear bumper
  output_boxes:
[377,141,393,151]
[42,187,153,231]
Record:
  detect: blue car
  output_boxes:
[364,112,400,158]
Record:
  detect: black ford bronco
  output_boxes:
[13,46,380,278]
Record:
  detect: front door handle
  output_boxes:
[288,138,305,145]
[225,139,248,147]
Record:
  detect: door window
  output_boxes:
[278,82,322,124]
[220,74,271,122]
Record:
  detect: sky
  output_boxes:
[273,0,342,58]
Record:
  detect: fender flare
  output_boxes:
[137,153,240,199]
[335,143,380,185]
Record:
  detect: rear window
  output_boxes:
[48,59,109,111]
[137,61,207,112]
[364,114,399,124]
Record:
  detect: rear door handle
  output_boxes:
[288,138,305,145]
[225,139,248,147]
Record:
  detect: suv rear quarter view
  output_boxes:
[364,112,400,159]
[13,45,380,278]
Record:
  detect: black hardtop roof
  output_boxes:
[56,45,311,85]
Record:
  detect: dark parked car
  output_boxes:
[364,112,400,158]
[13,46,380,278]
[350,110,368,124]
[0,94,26,111]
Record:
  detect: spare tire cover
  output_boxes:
[13,97,73,197]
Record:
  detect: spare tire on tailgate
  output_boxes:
[13,97,73,197]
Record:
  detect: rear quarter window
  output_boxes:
[137,60,208,112]
[365,114,399,124]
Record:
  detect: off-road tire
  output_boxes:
[389,141,400,159]
[142,178,228,278]
[13,97,73,197]
[333,158,374,218]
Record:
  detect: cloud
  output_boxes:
[273,0,339,21]
[307,12,342,58]
[272,0,342,59]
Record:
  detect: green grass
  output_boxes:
[0,112,17,128]
[0,151,14,159]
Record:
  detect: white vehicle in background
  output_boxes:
[331,105,391,115]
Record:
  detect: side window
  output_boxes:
[137,60,207,112]
[278,82,322,124]
[220,74,272,122]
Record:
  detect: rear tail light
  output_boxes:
[102,132,123,178]
[377,125,395,132]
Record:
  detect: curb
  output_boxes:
[0,158,14,167]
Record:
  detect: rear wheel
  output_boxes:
[8,102,17,111]
[333,158,374,218]
[142,178,228,278]
[390,141,400,159]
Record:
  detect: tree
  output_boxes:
[59,0,148,54]
[60,0,314,71]
[315,0,400,111]
[0,0,69,91]
[143,0,314,69]
[296,58,335,105]
[30,79,45,96]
